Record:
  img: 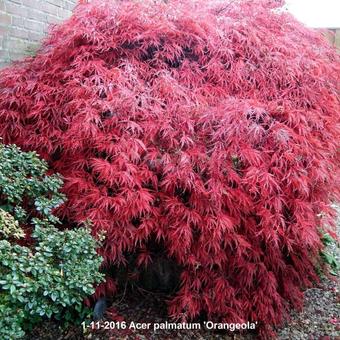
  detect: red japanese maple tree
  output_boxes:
[0,0,339,336]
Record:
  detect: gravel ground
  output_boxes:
[277,204,340,340]
[28,206,340,340]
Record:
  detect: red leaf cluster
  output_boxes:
[0,0,339,335]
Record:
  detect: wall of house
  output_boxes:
[324,28,340,49]
[0,0,77,68]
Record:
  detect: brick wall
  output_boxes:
[0,0,77,68]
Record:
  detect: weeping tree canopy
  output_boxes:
[0,0,339,336]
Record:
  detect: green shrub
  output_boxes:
[0,143,65,224]
[0,143,104,339]
[0,225,104,339]
[320,232,339,276]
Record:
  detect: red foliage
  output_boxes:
[0,0,339,335]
